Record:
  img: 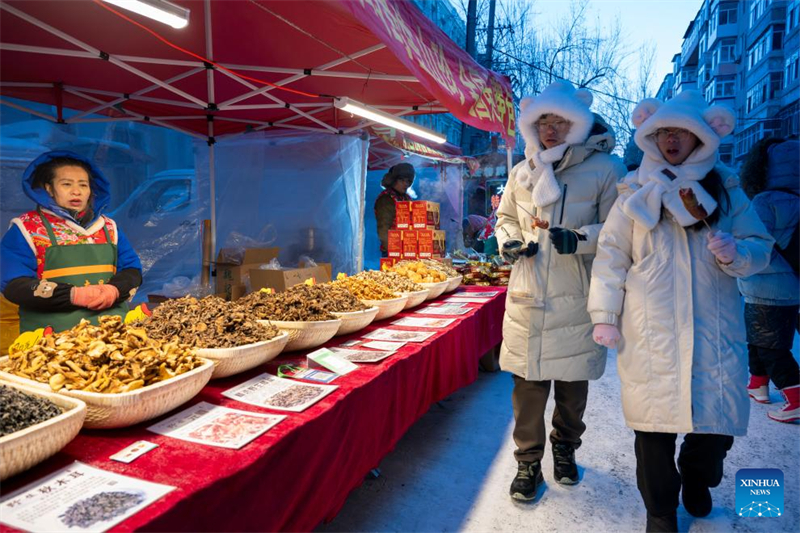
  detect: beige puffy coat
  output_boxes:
[588,167,774,435]
[496,119,626,381]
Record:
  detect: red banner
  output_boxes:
[343,0,516,147]
[370,125,480,172]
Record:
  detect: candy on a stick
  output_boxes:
[531,216,550,230]
[678,187,712,230]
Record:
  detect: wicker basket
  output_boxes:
[401,289,429,310]
[445,276,463,293]
[332,307,380,336]
[361,295,409,321]
[0,357,214,429]
[420,280,449,300]
[197,333,290,379]
[263,319,341,352]
[0,382,86,481]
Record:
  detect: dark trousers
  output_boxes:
[511,376,588,463]
[748,345,800,389]
[746,303,800,389]
[634,431,734,517]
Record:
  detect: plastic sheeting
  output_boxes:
[362,157,464,271]
[195,132,368,280]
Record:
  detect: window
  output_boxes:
[720,4,738,25]
[750,0,766,27]
[746,76,769,112]
[710,6,718,34]
[717,77,736,97]
[747,30,773,68]
[705,83,715,102]
[772,28,784,50]
[720,40,736,62]
[787,1,799,31]
[786,50,800,86]
[769,72,783,99]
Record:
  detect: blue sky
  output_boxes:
[531,0,701,91]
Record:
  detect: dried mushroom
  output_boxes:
[418,259,459,277]
[238,285,337,321]
[142,296,279,348]
[353,270,423,293]
[2,315,203,393]
[330,276,398,301]
[0,385,63,436]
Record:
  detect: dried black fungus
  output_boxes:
[0,385,63,437]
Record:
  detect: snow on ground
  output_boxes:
[317,345,799,533]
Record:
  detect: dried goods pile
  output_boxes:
[60,491,145,528]
[331,276,398,301]
[456,262,510,286]
[353,270,423,293]
[313,284,369,313]
[239,285,337,321]
[1,316,204,393]
[418,259,459,278]
[390,261,448,283]
[141,296,279,348]
[0,385,63,436]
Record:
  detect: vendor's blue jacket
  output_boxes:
[1,151,141,295]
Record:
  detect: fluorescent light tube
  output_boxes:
[334,97,447,144]
[104,0,190,29]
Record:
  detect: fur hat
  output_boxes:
[632,90,735,164]
[380,162,415,188]
[518,81,595,152]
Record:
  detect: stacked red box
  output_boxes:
[395,201,411,229]
[387,229,403,258]
[411,201,440,229]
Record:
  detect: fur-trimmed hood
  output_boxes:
[519,81,595,156]
[632,90,735,166]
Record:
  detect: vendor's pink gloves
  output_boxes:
[593,324,620,349]
[87,284,119,311]
[707,231,736,265]
[71,285,103,308]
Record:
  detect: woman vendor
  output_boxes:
[374,162,415,256]
[0,151,142,334]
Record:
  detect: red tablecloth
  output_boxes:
[1,286,506,532]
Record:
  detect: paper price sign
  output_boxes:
[307,348,359,375]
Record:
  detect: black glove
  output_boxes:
[502,240,539,263]
[502,240,523,263]
[548,227,587,255]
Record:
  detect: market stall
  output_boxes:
[0,285,505,532]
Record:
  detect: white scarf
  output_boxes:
[620,151,718,230]
[517,143,570,207]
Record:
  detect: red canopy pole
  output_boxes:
[54,82,64,123]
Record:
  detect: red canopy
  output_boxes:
[368,125,479,171]
[0,0,516,145]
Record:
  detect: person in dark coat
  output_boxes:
[374,163,414,256]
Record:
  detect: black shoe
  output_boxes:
[552,443,579,485]
[680,468,712,517]
[645,512,678,532]
[509,461,544,501]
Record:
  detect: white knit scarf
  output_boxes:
[620,151,718,230]
[517,142,570,207]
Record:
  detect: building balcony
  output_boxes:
[682,20,701,67]
[708,20,739,45]
[711,62,739,77]
[748,5,787,42]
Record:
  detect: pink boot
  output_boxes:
[747,375,770,404]
[769,385,800,423]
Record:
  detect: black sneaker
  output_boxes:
[509,461,544,501]
[552,443,579,485]
[645,512,678,532]
[680,467,712,517]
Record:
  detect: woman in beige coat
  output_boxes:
[496,81,626,501]
[588,91,773,532]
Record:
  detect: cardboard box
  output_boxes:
[249,263,332,293]
[411,201,440,229]
[395,201,411,229]
[387,229,403,258]
[417,229,434,259]
[379,258,396,271]
[433,230,446,258]
[216,247,280,300]
[401,229,418,259]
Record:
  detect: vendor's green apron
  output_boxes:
[19,210,129,333]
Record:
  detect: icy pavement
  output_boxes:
[317,346,799,533]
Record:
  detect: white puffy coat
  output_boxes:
[496,121,626,381]
[588,167,774,435]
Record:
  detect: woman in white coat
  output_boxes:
[588,91,773,532]
[496,81,626,501]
